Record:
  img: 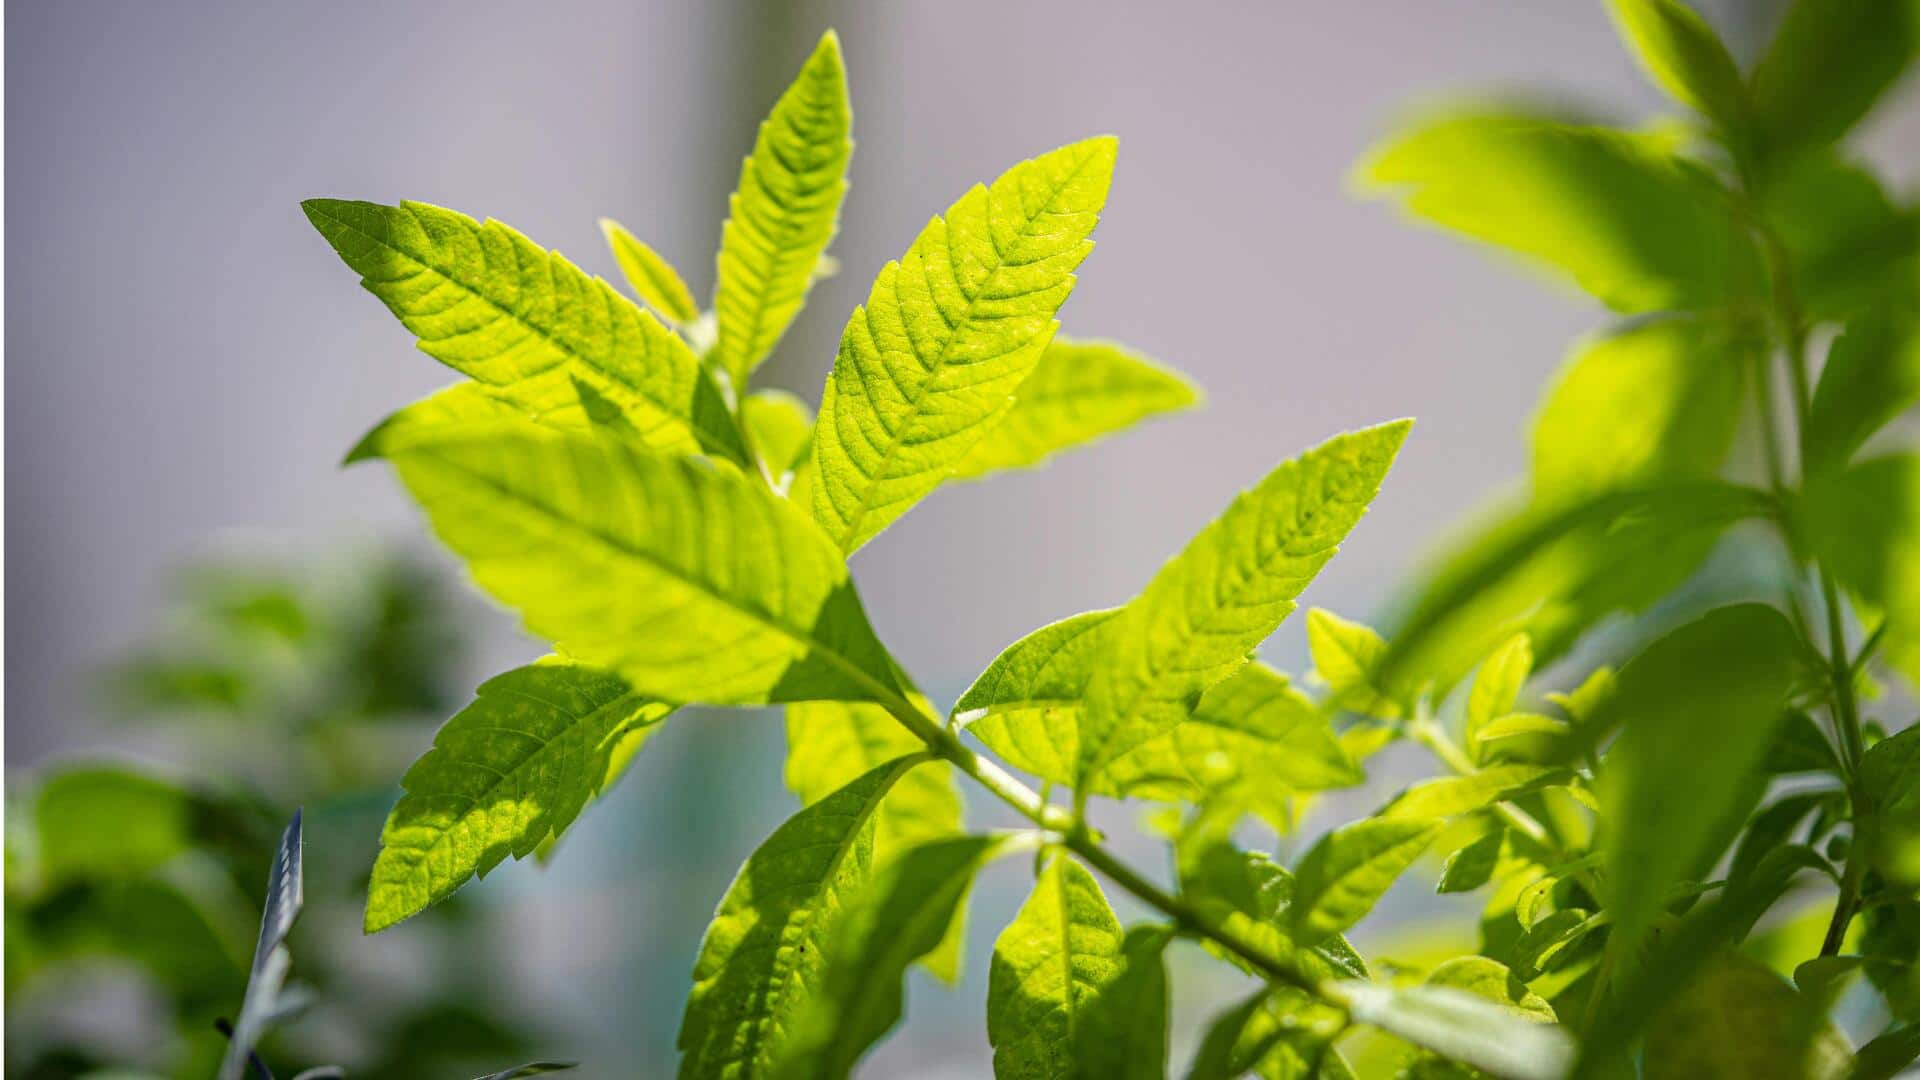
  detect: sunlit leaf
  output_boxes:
[1644,952,1851,1079]
[1078,421,1409,788]
[1335,966,1571,1080]
[1290,818,1438,944]
[949,337,1199,482]
[303,198,744,463]
[378,425,904,706]
[1307,608,1403,719]
[1187,986,1354,1080]
[713,31,853,387]
[601,218,699,325]
[366,660,671,932]
[1608,0,1748,132]
[810,137,1117,553]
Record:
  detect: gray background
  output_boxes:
[8,1,1917,1074]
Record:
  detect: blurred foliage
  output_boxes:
[5,550,558,1079]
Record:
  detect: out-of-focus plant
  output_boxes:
[6,552,571,1078]
[297,4,1918,1077]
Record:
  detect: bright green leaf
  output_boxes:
[1599,604,1805,958]
[365,659,670,932]
[1437,828,1505,894]
[677,755,925,1078]
[1382,765,1571,822]
[1532,315,1748,501]
[1187,986,1353,1080]
[1608,0,1749,131]
[302,198,744,463]
[600,218,700,325]
[1335,970,1571,1080]
[743,389,817,482]
[1077,421,1410,788]
[784,697,967,980]
[713,31,853,388]
[1360,110,1762,312]
[810,137,1117,554]
[1465,632,1532,755]
[987,855,1166,1079]
[958,614,1359,821]
[776,833,1030,1079]
[380,425,904,707]
[1290,817,1438,944]
[948,337,1199,481]
[1306,608,1402,719]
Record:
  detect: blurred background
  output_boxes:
[6,1,1918,1075]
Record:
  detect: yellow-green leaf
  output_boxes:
[601,217,700,325]
[1289,818,1439,944]
[949,337,1198,481]
[302,198,744,463]
[1306,607,1403,719]
[1608,0,1748,131]
[381,425,902,706]
[678,755,924,1078]
[713,30,852,387]
[742,388,817,483]
[1077,421,1410,788]
[810,137,1118,554]
[365,659,670,932]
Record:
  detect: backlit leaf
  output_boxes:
[1381,765,1571,822]
[366,659,671,932]
[1644,952,1851,1079]
[677,755,925,1078]
[1749,0,1920,163]
[1335,970,1571,1080]
[303,198,744,463]
[987,856,1168,1079]
[1187,986,1353,1080]
[1290,817,1439,944]
[713,31,853,387]
[1306,608,1403,719]
[743,389,817,483]
[1077,421,1409,788]
[1608,0,1748,132]
[810,137,1117,554]
[776,834,1029,1079]
[949,338,1199,481]
[1806,303,1920,474]
[1465,633,1532,756]
[601,218,699,325]
[379,425,904,706]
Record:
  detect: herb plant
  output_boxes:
[304,6,1920,1076]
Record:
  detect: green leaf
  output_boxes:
[957,615,1359,821]
[987,855,1167,1079]
[1644,952,1852,1080]
[1852,1023,1920,1080]
[302,198,744,463]
[1608,0,1748,132]
[1378,482,1772,694]
[600,218,699,325]
[809,137,1118,554]
[1806,303,1920,474]
[1436,828,1505,894]
[783,697,967,980]
[677,755,924,1078]
[1381,765,1571,822]
[1465,633,1531,756]
[1749,0,1920,163]
[743,389,817,482]
[1175,837,1369,985]
[475,1064,578,1080]
[1531,315,1748,501]
[1289,818,1439,944]
[35,767,193,882]
[1187,986,1352,1080]
[379,425,904,707]
[1306,608,1403,719]
[1334,968,1571,1080]
[1077,421,1410,788]
[775,833,1030,1079]
[1598,604,1805,958]
[1359,110,1762,312]
[948,337,1199,481]
[1074,926,1174,1080]
[713,30,853,388]
[365,659,670,932]
[346,380,536,464]
[1806,454,1920,685]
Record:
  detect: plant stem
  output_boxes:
[1410,718,1563,863]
